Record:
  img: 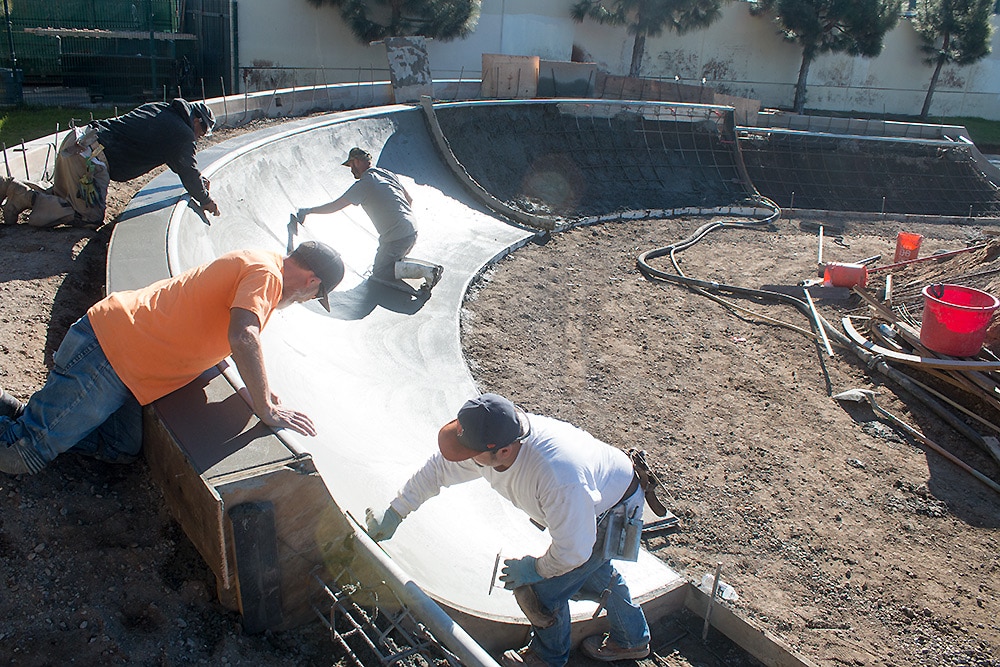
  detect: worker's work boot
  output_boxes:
[0,440,47,475]
[396,260,444,298]
[424,264,444,291]
[395,258,444,292]
[580,633,650,661]
[2,179,35,225]
[500,645,549,667]
[0,388,24,420]
[512,585,556,628]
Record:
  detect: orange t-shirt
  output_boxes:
[88,249,283,405]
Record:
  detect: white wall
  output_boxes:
[236,0,1000,120]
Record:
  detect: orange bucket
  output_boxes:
[920,284,999,357]
[823,262,868,288]
[893,232,923,263]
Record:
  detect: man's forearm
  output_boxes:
[229,329,272,414]
[300,195,351,217]
[228,310,273,415]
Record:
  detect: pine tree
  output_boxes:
[571,0,726,77]
[308,0,481,43]
[750,0,900,113]
[912,0,993,120]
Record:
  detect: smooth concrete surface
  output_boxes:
[108,102,685,627]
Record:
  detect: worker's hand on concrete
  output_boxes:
[258,404,316,436]
[365,506,402,541]
[203,199,221,216]
[500,556,543,590]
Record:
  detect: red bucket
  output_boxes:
[920,284,999,357]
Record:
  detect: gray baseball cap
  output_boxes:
[342,147,371,165]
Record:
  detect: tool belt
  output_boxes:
[628,448,669,517]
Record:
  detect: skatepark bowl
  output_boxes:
[91,89,1000,666]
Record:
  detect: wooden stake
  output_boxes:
[702,562,723,642]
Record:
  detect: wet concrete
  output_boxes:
[109,103,686,629]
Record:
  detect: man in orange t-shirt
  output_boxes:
[0,241,344,476]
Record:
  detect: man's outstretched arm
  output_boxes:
[228,307,316,436]
[296,194,352,222]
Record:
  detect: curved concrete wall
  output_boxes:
[109,102,685,627]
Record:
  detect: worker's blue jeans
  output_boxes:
[0,315,141,469]
[527,499,650,666]
[371,233,416,281]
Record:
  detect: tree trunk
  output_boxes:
[629,32,646,77]
[920,34,951,121]
[793,49,813,113]
[390,0,402,34]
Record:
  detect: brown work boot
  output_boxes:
[500,645,549,667]
[580,634,650,661]
[2,179,35,225]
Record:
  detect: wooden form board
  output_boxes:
[537,60,597,98]
[685,585,821,667]
[594,71,761,125]
[596,72,713,104]
[481,54,539,99]
[143,370,355,631]
[215,460,351,629]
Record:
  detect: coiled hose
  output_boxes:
[634,197,988,450]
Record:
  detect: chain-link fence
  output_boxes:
[0,0,232,107]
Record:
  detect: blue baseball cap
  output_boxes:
[438,393,531,461]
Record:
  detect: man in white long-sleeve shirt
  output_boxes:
[365,393,650,667]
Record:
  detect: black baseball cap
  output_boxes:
[289,241,344,311]
[192,101,216,135]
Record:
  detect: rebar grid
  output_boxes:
[311,568,461,667]
[434,100,752,220]
[738,129,1000,217]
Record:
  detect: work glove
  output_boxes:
[294,207,311,224]
[499,555,544,590]
[365,506,402,542]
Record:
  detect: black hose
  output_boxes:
[635,200,989,451]
[636,196,823,335]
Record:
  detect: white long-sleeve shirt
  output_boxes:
[389,414,636,579]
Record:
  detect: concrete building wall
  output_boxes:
[236,0,1000,120]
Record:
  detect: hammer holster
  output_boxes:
[628,448,668,517]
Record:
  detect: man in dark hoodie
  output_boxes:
[0,98,220,228]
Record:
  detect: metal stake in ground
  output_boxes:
[701,561,723,642]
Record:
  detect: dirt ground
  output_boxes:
[1,120,998,666]
[462,214,1000,666]
[0,122,334,666]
